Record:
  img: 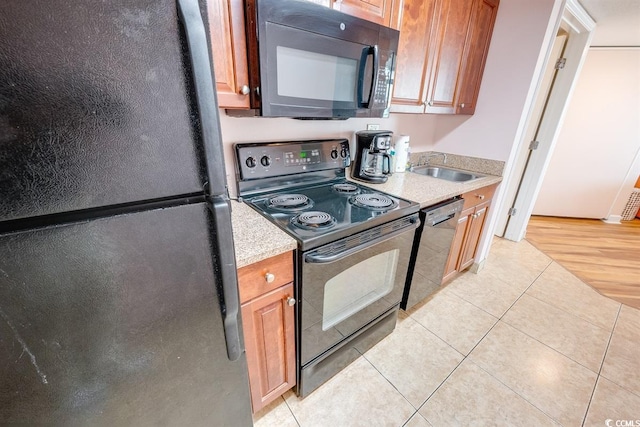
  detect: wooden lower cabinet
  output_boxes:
[442,183,497,283]
[238,252,296,413]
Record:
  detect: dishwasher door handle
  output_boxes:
[426,213,456,227]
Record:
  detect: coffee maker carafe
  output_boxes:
[351,130,394,183]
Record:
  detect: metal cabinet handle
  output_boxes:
[477,194,485,200]
[265,272,275,283]
[240,85,250,95]
[287,297,296,306]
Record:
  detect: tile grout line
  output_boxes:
[451,261,567,425]
[580,304,623,427]
[469,359,563,425]
[396,258,553,424]
[359,352,423,427]
[282,394,303,427]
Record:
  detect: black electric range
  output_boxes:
[235,139,419,250]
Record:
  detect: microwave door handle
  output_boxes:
[357,45,380,108]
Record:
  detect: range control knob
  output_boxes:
[260,155,271,167]
[245,156,257,168]
[340,148,348,158]
[330,149,339,159]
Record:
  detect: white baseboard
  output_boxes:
[470,259,486,273]
[601,215,622,224]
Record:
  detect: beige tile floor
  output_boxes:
[253,238,640,427]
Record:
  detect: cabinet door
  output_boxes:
[456,0,499,114]
[442,206,473,283]
[334,0,402,28]
[458,200,490,271]
[390,0,439,113]
[424,0,474,114]
[206,0,250,109]
[241,283,296,413]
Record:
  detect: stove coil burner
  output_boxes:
[332,183,360,195]
[268,194,313,211]
[350,193,398,211]
[292,211,336,230]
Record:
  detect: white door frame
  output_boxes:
[501,0,595,241]
[494,30,568,237]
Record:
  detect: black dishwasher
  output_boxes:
[401,198,465,310]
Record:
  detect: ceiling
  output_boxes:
[578,0,640,46]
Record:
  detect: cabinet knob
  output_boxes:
[286,297,296,306]
[472,213,479,219]
[459,103,465,108]
[476,194,485,200]
[240,85,250,95]
[428,100,433,106]
[265,272,275,283]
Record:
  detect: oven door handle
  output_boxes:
[304,219,420,264]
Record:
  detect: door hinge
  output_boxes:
[508,207,517,216]
[529,140,540,150]
[555,58,566,69]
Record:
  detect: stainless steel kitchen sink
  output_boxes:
[410,166,483,182]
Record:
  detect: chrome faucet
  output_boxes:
[418,152,448,166]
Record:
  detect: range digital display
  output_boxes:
[284,149,320,166]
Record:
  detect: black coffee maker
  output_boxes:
[351,130,394,183]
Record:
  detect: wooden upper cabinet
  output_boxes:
[390,0,439,113]
[333,0,404,29]
[206,0,250,109]
[425,0,474,114]
[391,0,499,115]
[456,0,499,114]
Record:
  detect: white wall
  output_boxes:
[533,48,640,219]
[430,0,561,161]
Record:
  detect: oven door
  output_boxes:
[300,214,419,366]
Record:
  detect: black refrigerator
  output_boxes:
[0,0,253,425]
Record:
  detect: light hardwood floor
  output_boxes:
[526,215,640,309]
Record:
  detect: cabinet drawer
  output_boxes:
[461,183,498,210]
[238,252,294,304]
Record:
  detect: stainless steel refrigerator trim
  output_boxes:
[177,0,243,362]
[401,198,464,311]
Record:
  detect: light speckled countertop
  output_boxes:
[351,170,502,208]
[350,152,503,208]
[231,152,503,266]
[231,201,297,268]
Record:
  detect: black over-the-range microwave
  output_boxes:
[227,0,400,119]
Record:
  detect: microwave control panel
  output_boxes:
[236,139,351,181]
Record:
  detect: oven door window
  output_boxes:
[322,249,398,331]
[262,22,373,117]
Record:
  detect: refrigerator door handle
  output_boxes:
[209,196,244,361]
[176,0,228,197]
[178,0,244,360]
